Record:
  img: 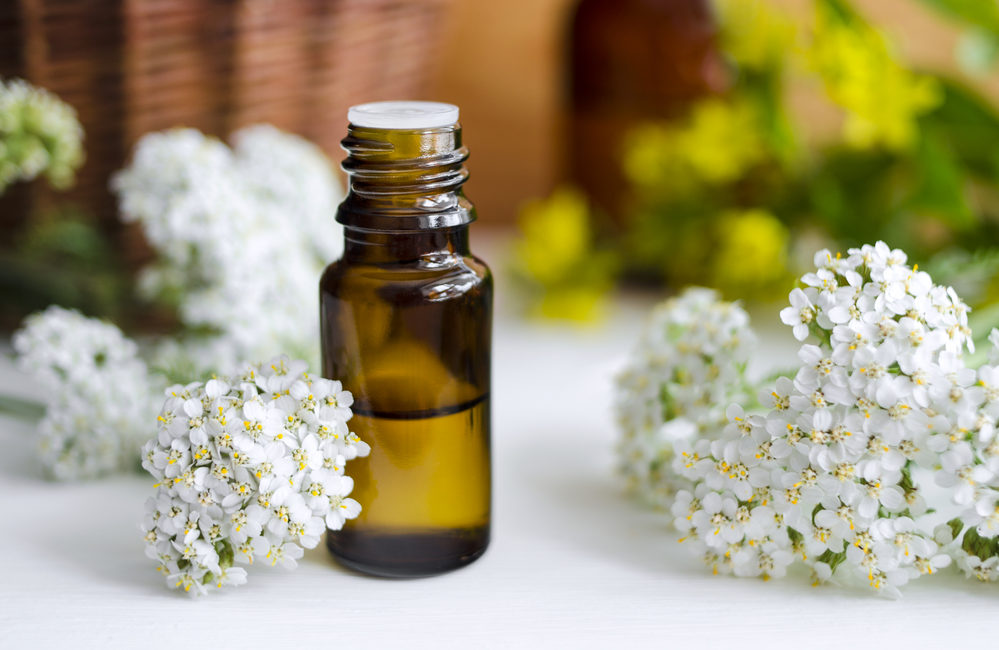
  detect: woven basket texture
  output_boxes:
[1,0,452,243]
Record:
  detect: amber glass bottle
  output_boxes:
[321,102,492,577]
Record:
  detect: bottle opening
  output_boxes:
[348,101,460,130]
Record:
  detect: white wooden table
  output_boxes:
[2,286,997,648]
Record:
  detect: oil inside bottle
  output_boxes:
[327,397,490,577]
[323,327,492,577]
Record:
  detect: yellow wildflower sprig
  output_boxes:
[512,187,617,321]
[807,0,941,151]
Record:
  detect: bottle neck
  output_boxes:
[343,226,470,264]
[336,124,474,232]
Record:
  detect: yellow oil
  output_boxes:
[348,398,490,530]
[324,336,492,576]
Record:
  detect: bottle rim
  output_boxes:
[348,101,460,130]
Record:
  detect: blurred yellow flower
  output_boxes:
[808,2,941,151]
[714,0,795,71]
[513,187,615,321]
[680,98,768,183]
[514,187,591,286]
[533,286,606,322]
[710,209,789,297]
[622,123,686,191]
[623,97,767,191]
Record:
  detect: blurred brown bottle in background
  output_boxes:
[567,0,725,227]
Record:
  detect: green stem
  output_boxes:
[0,394,46,421]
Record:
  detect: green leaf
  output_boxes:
[816,548,848,572]
[915,0,999,36]
[0,394,46,420]
[1,206,135,324]
[660,383,678,422]
[961,525,999,560]
[947,516,965,541]
[905,131,974,230]
[805,147,908,251]
[216,539,234,570]
[817,0,864,25]
[741,70,797,165]
[921,79,999,179]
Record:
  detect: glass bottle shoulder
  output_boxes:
[320,253,492,305]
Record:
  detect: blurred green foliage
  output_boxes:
[917,0,999,73]
[0,208,134,327]
[515,0,999,319]
[0,79,116,328]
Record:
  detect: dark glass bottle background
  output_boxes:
[321,121,493,577]
[568,0,725,226]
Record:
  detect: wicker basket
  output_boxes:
[1,0,453,239]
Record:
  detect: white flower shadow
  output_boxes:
[502,430,703,577]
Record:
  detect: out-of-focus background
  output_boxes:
[439,0,999,224]
[5,0,999,330]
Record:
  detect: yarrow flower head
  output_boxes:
[0,77,84,193]
[13,306,158,480]
[670,243,969,596]
[931,329,999,582]
[111,126,344,375]
[231,124,344,265]
[615,288,757,507]
[141,356,368,596]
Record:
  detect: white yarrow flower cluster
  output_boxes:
[671,243,969,596]
[232,124,344,264]
[931,329,999,582]
[111,126,344,374]
[141,356,368,596]
[0,77,84,192]
[13,306,158,480]
[615,288,757,507]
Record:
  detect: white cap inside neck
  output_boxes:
[347,101,460,129]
